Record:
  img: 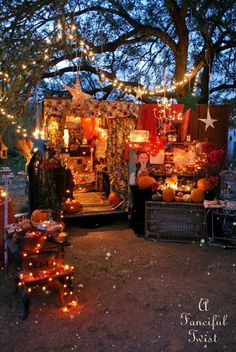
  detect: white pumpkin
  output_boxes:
[183,194,192,202]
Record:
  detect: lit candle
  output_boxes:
[90,148,94,170]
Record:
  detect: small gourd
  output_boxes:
[191,188,204,203]
[162,187,175,202]
[183,194,192,202]
[152,192,162,201]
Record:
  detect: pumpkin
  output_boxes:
[138,175,156,189]
[31,209,48,223]
[152,192,162,201]
[64,200,83,213]
[175,196,183,202]
[190,188,204,203]
[197,178,213,191]
[183,194,192,202]
[162,187,175,202]
[108,192,122,206]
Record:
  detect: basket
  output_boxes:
[145,201,205,242]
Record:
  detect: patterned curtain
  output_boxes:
[107,117,136,198]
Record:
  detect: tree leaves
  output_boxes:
[0,0,235,130]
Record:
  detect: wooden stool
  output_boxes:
[16,252,75,319]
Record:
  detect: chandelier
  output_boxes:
[156,96,182,122]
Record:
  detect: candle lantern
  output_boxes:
[0,140,8,159]
[63,126,69,150]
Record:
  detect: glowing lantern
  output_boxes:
[129,130,149,143]
[0,140,8,159]
[63,126,69,149]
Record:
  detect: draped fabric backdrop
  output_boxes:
[138,104,190,141]
[107,117,136,198]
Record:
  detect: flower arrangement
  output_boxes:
[208,175,220,188]
[202,142,225,176]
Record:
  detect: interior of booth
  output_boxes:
[42,99,229,217]
[47,114,113,214]
[42,98,138,215]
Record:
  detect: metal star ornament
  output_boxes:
[64,76,91,106]
[198,107,217,131]
[178,91,200,113]
[135,88,143,100]
[31,137,49,155]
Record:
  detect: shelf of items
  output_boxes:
[149,140,201,181]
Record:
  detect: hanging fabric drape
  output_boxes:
[107,117,136,198]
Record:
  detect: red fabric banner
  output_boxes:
[138,104,190,141]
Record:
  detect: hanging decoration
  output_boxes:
[41,22,203,101]
[0,20,205,145]
[0,140,8,159]
[198,107,217,131]
[178,91,200,113]
[64,76,91,106]
[154,98,183,137]
[31,137,49,155]
[135,88,143,100]
[198,53,217,131]
[150,57,184,139]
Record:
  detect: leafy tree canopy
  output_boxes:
[0,0,235,133]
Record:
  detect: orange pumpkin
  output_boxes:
[191,188,204,203]
[162,187,175,202]
[137,176,156,189]
[64,200,82,213]
[108,192,122,206]
[31,209,48,223]
[197,178,213,191]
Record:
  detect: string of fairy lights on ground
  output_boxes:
[0,20,201,138]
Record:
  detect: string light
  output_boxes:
[47,22,199,96]
[1,21,202,141]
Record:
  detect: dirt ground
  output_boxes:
[0,186,235,352]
